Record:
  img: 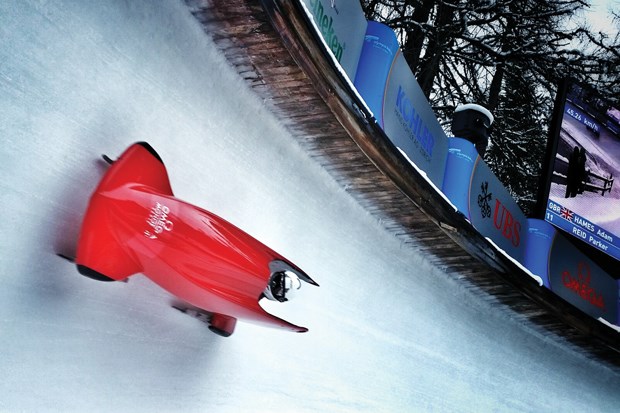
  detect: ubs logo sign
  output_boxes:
[477,181,492,218]
[477,181,521,247]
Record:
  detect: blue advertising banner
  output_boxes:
[468,155,528,264]
[353,21,400,126]
[354,21,448,186]
[443,138,528,264]
[548,233,619,324]
[300,0,368,81]
[523,219,556,288]
[442,137,479,215]
[382,53,448,186]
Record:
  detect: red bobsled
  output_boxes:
[74,142,318,337]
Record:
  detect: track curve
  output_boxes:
[0,0,618,411]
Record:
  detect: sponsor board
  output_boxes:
[469,157,528,263]
[301,0,367,81]
[549,234,618,324]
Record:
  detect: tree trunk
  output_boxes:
[487,63,504,111]
[402,0,434,72]
[417,2,455,97]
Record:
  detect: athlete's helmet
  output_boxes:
[263,271,302,302]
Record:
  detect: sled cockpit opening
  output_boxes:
[263,260,319,303]
[263,270,302,302]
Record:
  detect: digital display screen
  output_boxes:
[544,81,620,261]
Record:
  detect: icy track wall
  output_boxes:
[300,0,619,327]
[1,0,619,412]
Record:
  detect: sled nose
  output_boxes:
[269,260,319,287]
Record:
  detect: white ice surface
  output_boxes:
[1,1,619,412]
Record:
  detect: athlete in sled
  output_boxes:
[73,142,318,337]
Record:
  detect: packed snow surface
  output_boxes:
[1,1,619,412]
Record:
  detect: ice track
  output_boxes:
[1,1,619,412]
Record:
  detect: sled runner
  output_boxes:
[73,142,318,337]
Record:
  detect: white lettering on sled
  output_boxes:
[144,202,173,239]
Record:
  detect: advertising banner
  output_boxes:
[523,219,556,288]
[443,137,528,264]
[442,137,479,214]
[353,21,400,126]
[469,156,528,264]
[548,233,619,324]
[300,0,368,82]
[381,53,448,186]
[354,21,448,186]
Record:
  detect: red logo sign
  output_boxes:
[561,262,605,310]
[493,199,521,247]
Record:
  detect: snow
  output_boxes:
[599,318,620,333]
[483,238,545,287]
[1,1,619,412]
[561,114,618,176]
